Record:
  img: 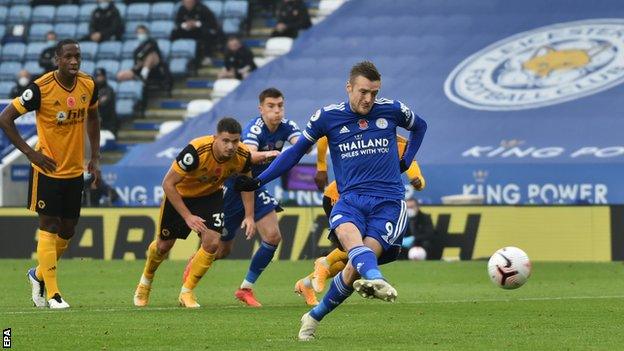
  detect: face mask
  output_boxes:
[407,208,417,218]
[47,40,56,47]
[18,77,29,87]
[137,33,148,42]
[99,1,110,9]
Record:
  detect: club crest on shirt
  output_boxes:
[375,118,388,129]
[81,94,87,103]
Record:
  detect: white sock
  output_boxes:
[319,257,330,268]
[140,67,150,80]
[302,277,312,288]
[140,275,152,286]
[180,286,192,294]
[240,279,254,290]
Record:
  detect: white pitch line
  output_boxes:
[3,295,623,315]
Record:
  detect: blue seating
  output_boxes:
[107,80,118,93]
[222,17,241,34]
[116,98,135,118]
[9,0,29,4]
[25,42,49,60]
[117,80,143,101]
[150,2,175,20]
[122,40,139,59]
[169,58,189,77]
[120,58,134,72]
[54,23,78,39]
[79,41,98,61]
[28,23,54,42]
[31,5,55,24]
[97,41,122,60]
[149,20,174,39]
[156,39,171,60]
[1,42,25,61]
[0,6,8,23]
[79,3,97,22]
[224,0,248,19]
[81,60,95,76]
[77,22,90,38]
[24,61,44,76]
[8,5,31,24]
[204,1,223,18]
[170,39,196,59]
[115,3,127,19]
[126,3,151,21]
[56,5,80,23]
[0,61,22,81]
[0,81,15,98]
[0,24,6,39]
[95,60,120,80]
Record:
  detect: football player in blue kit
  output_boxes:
[183,88,301,307]
[234,61,427,340]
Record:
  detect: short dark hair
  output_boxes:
[349,61,381,83]
[217,117,242,134]
[258,87,284,103]
[136,24,149,32]
[55,39,79,56]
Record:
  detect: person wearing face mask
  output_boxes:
[9,70,32,99]
[86,0,124,43]
[39,31,58,74]
[400,198,436,260]
[116,25,171,88]
[218,36,257,80]
[171,0,224,64]
[94,68,118,136]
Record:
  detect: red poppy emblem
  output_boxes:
[67,96,76,108]
[358,119,368,130]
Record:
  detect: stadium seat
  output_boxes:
[117,80,143,101]
[0,6,7,23]
[54,23,78,40]
[156,39,171,60]
[204,1,223,18]
[55,4,80,23]
[7,5,31,24]
[81,60,95,75]
[1,42,25,62]
[170,39,196,59]
[95,60,120,80]
[169,58,189,77]
[0,81,15,98]
[223,0,248,19]
[0,61,22,81]
[318,0,345,17]
[28,23,54,42]
[115,3,127,19]
[253,56,275,68]
[211,78,240,100]
[185,99,214,118]
[107,80,118,93]
[99,129,116,149]
[150,2,175,20]
[0,24,5,39]
[264,37,293,57]
[79,3,97,22]
[77,22,90,38]
[79,41,98,61]
[97,41,123,60]
[120,58,134,72]
[126,3,151,21]
[9,0,29,4]
[25,42,49,60]
[149,20,175,39]
[31,5,55,24]
[23,61,44,76]
[222,18,241,34]
[122,40,139,59]
[115,98,135,118]
[157,120,182,138]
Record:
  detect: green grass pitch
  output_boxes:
[2,259,624,350]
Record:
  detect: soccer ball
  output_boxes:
[487,247,531,289]
[407,246,427,261]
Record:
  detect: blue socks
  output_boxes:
[348,246,383,280]
[244,241,278,284]
[310,271,353,321]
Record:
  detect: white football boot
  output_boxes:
[48,293,70,309]
[353,279,398,302]
[298,312,320,341]
[27,268,46,307]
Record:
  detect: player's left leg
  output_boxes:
[235,210,281,307]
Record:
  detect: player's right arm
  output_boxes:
[0,85,57,173]
[314,136,329,190]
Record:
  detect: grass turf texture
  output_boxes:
[2,260,623,350]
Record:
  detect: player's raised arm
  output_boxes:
[86,79,101,185]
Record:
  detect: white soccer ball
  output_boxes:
[487,247,531,289]
[407,246,427,261]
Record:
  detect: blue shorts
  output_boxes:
[221,185,282,241]
[329,193,407,262]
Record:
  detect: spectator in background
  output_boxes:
[94,68,118,136]
[171,0,224,64]
[39,31,57,73]
[272,0,311,38]
[87,0,124,43]
[117,25,170,87]
[83,173,120,207]
[400,198,437,260]
[218,36,257,80]
[9,70,32,99]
